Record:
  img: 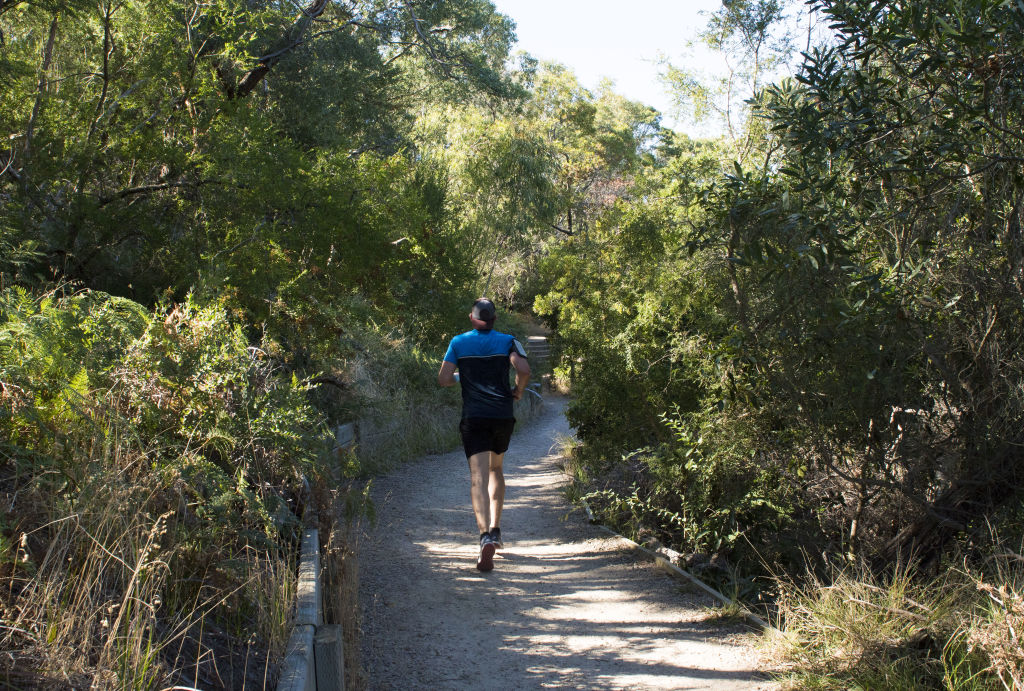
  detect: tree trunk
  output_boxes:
[232,0,330,99]
[24,14,58,161]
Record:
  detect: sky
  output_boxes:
[488,0,726,135]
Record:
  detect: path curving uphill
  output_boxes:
[357,397,776,690]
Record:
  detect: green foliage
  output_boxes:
[1,287,322,529]
[534,136,726,456]
[0,289,324,683]
[0,0,516,306]
[660,0,797,153]
[537,0,1024,602]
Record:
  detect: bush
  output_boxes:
[771,547,1024,691]
[0,288,324,687]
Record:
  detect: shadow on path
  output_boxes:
[358,397,773,690]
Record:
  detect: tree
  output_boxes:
[758,0,1024,566]
[0,0,517,300]
[660,0,801,158]
[535,0,1024,575]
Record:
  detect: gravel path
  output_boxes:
[357,397,776,690]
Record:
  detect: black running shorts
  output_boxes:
[459,417,516,458]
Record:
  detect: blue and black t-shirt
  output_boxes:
[443,329,528,419]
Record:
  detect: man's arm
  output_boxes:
[510,352,531,400]
[438,360,457,387]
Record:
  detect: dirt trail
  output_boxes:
[357,397,776,690]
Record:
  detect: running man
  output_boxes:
[438,298,531,572]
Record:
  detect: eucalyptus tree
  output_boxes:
[413,100,559,301]
[0,0,517,306]
[409,59,661,309]
[660,0,806,159]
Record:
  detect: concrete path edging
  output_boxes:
[277,526,326,691]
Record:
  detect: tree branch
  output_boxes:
[404,1,446,69]
[307,375,348,390]
[86,2,115,145]
[0,149,13,178]
[97,179,215,206]
[232,0,332,99]
[25,14,58,162]
[0,0,27,17]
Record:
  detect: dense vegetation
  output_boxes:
[535,0,1024,686]
[2,0,1023,687]
[0,0,535,685]
[551,0,1024,564]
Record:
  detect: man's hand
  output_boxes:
[510,351,530,400]
[438,360,457,387]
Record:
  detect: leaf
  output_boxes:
[934,16,956,37]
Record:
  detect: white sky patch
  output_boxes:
[489,0,728,135]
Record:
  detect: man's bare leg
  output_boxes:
[468,452,492,534]
[488,451,505,534]
[469,451,499,571]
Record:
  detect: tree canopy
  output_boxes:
[4,0,1024,685]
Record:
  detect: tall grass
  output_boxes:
[324,515,365,690]
[770,549,1024,690]
[2,490,170,687]
[0,436,302,688]
[969,551,1024,690]
[1,290,322,687]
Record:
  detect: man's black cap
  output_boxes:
[471,298,496,323]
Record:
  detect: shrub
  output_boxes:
[0,288,324,686]
[772,549,1024,691]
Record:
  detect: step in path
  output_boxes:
[357,397,776,690]
[526,335,551,361]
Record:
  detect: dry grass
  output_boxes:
[969,552,1024,691]
[164,544,296,689]
[353,403,461,474]
[0,458,300,689]
[1,478,171,688]
[324,520,365,691]
[768,553,1024,690]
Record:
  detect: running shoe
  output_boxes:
[489,527,503,549]
[477,533,496,572]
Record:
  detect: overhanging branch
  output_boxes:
[98,179,216,206]
[232,0,333,99]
